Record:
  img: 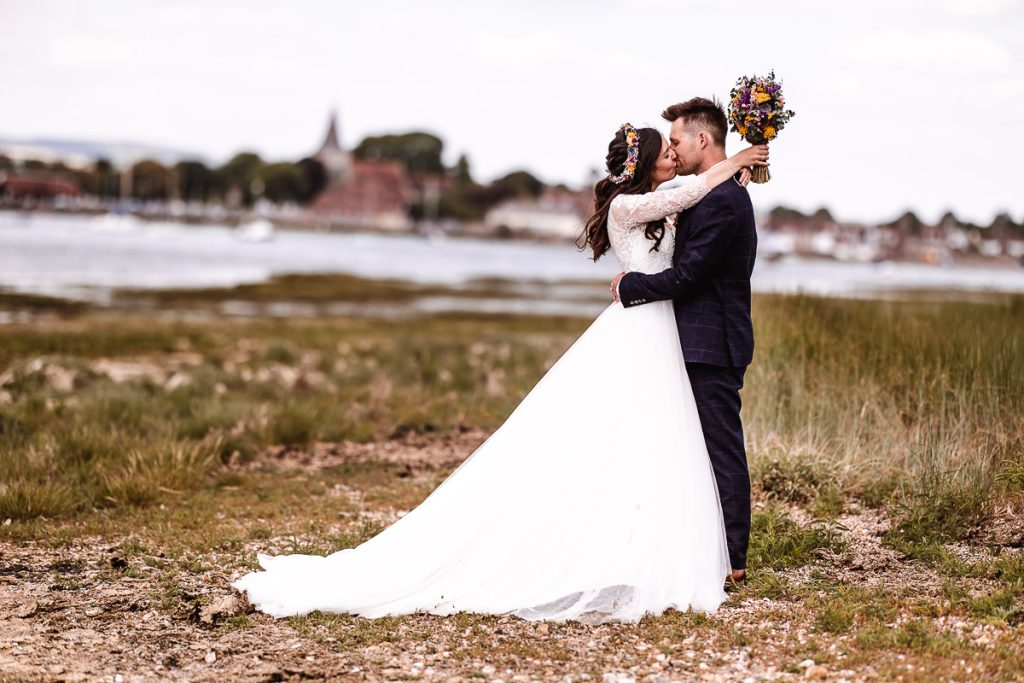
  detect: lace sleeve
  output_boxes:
[609,174,710,227]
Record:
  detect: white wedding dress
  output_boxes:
[233,174,731,624]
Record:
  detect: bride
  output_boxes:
[232,124,769,624]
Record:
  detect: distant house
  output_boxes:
[484,188,590,240]
[0,170,78,200]
[308,112,414,231]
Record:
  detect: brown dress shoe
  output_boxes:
[724,570,747,592]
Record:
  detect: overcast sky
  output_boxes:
[2,0,1022,224]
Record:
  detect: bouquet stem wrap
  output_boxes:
[727,71,794,184]
[751,165,771,184]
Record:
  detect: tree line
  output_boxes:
[0,131,554,220]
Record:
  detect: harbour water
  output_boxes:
[3,212,1024,310]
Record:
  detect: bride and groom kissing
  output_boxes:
[233,97,770,624]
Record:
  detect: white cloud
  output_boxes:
[835,29,1011,72]
[944,0,1021,16]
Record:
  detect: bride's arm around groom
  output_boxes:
[614,183,750,308]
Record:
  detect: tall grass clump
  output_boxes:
[745,295,1024,495]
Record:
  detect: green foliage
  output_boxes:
[174,159,223,202]
[494,170,544,198]
[253,162,311,204]
[883,479,990,561]
[747,506,846,570]
[996,457,1024,492]
[353,132,445,175]
[855,618,950,652]
[752,452,836,505]
[266,401,319,447]
[130,159,170,200]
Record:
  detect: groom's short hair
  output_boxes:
[662,97,728,148]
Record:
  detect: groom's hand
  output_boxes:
[610,272,625,302]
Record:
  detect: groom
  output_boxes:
[611,97,757,586]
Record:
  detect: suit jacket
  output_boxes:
[617,176,757,367]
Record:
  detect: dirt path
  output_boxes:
[1,433,1020,682]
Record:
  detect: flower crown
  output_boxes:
[608,123,639,184]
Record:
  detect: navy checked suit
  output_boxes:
[617,175,756,570]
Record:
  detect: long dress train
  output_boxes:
[232,173,731,624]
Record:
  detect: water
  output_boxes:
[3,212,1024,306]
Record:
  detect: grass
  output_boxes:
[1,290,1021,537]
[747,505,847,569]
[106,272,608,313]
[0,281,1022,678]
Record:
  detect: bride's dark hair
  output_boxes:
[578,126,667,261]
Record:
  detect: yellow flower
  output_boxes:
[738,126,748,136]
[764,126,777,140]
[755,92,771,104]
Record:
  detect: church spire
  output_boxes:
[314,109,352,184]
[319,109,342,153]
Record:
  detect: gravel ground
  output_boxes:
[1,433,1021,683]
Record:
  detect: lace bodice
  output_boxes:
[608,175,710,273]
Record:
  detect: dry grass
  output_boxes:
[1,283,1022,680]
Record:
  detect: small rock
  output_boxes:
[2,518,10,526]
[15,601,38,618]
[165,372,191,391]
[199,595,244,624]
[204,651,217,664]
[602,675,635,683]
[805,664,828,679]
[85,607,102,617]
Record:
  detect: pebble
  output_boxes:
[15,601,38,619]
[805,664,829,679]
[602,674,635,683]
[204,651,217,664]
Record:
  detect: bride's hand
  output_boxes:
[738,167,752,187]
[730,144,769,171]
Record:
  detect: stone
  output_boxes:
[199,595,245,624]
[805,664,829,679]
[204,651,217,664]
[602,675,635,683]
[15,601,38,618]
[165,372,192,391]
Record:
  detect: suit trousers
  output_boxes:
[685,361,750,570]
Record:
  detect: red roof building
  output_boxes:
[308,113,414,231]
[0,171,78,199]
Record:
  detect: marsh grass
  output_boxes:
[747,295,1023,493]
[108,273,588,309]
[747,505,847,569]
[0,288,1021,561]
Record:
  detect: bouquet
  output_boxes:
[727,70,795,183]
